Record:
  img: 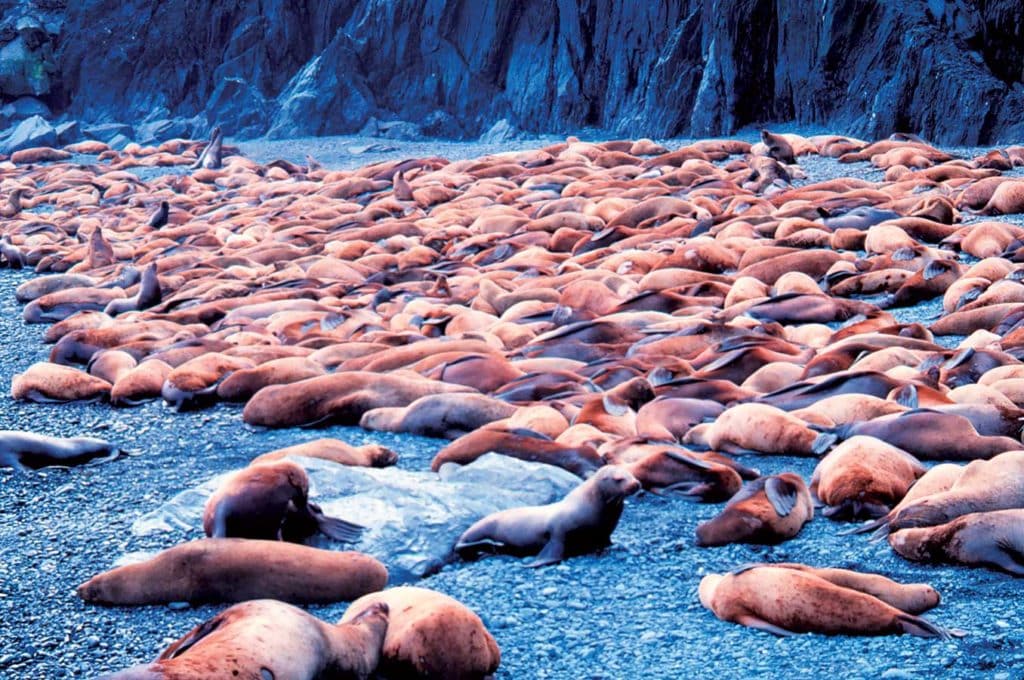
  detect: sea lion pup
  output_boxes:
[683,403,836,456]
[77,538,387,605]
[359,393,516,439]
[341,587,501,680]
[695,473,813,546]
[834,409,1019,461]
[191,125,224,170]
[759,129,796,164]
[100,599,390,680]
[251,438,398,468]
[810,436,926,520]
[431,428,604,477]
[203,460,364,543]
[0,431,120,470]
[454,466,640,567]
[888,509,1024,575]
[147,200,169,228]
[11,362,112,403]
[104,263,162,316]
[699,565,948,638]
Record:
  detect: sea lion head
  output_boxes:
[593,465,641,499]
[364,444,399,467]
[698,573,723,610]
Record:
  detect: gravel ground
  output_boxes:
[2,136,1024,679]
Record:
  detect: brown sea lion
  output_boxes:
[215,356,327,401]
[699,564,947,638]
[684,403,836,456]
[359,392,516,438]
[203,460,364,543]
[810,436,926,520]
[695,472,813,546]
[864,450,1024,537]
[340,587,501,680]
[251,438,398,468]
[243,371,473,427]
[77,539,387,605]
[635,397,725,441]
[454,465,640,566]
[835,410,1019,461]
[11,362,111,403]
[432,428,604,477]
[100,599,389,680]
[888,509,1024,575]
[110,360,173,406]
[616,449,743,501]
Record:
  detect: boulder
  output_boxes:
[54,120,81,145]
[131,453,581,581]
[1,115,55,153]
[83,122,133,142]
[1,96,50,119]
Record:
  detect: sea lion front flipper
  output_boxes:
[663,450,715,470]
[764,477,798,517]
[159,612,228,660]
[602,394,630,417]
[734,614,794,637]
[527,536,565,568]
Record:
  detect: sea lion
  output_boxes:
[359,392,516,438]
[251,438,398,468]
[699,564,947,638]
[243,371,473,427]
[454,465,640,566]
[810,436,926,520]
[432,428,604,477]
[103,263,163,316]
[215,356,327,402]
[0,431,120,470]
[77,539,387,605]
[864,450,1024,537]
[191,125,224,170]
[683,403,836,456]
[635,397,726,441]
[835,410,1019,461]
[888,509,1024,575]
[203,460,365,543]
[148,200,169,228]
[340,587,501,680]
[110,360,173,406]
[695,472,813,546]
[100,599,389,680]
[616,449,743,501]
[11,362,112,403]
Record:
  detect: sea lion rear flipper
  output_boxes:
[660,481,713,500]
[735,614,794,637]
[527,536,565,568]
[896,613,950,640]
[811,431,838,455]
[893,385,919,409]
[764,477,798,517]
[159,613,228,660]
[310,505,365,544]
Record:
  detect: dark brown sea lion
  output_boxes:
[203,460,364,543]
[454,466,640,566]
[77,539,387,605]
[695,473,813,546]
[100,599,389,679]
[699,564,947,638]
[0,431,120,470]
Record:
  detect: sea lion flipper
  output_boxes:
[310,506,365,544]
[159,613,228,660]
[764,477,798,517]
[810,432,838,455]
[527,536,565,568]
[896,613,950,640]
[602,394,630,417]
[893,385,919,409]
[735,614,794,637]
[663,450,714,471]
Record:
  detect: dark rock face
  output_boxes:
[4,0,1022,144]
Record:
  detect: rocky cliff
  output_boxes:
[1,0,1023,144]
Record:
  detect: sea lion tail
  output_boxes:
[839,513,892,536]
[896,613,951,640]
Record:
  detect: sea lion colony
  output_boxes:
[7,128,1024,673]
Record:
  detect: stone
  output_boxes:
[1,115,55,153]
[478,118,521,144]
[83,123,132,143]
[134,118,190,145]
[1,96,50,120]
